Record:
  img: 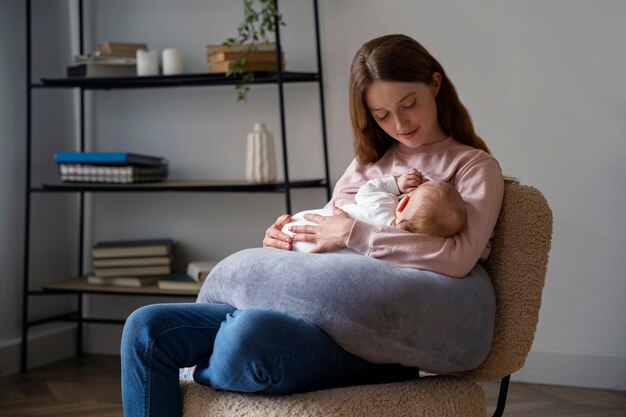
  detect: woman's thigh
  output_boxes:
[121,302,237,368]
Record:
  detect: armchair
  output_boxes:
[180,181,553,417]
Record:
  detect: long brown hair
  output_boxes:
[349,34,490,164]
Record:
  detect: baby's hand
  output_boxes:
[397,168,422,193]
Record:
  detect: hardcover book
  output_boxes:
[58,163,168,183]
[92,239,173,259]
[86,275,158,288]
[157,274,203,291]
[73,54,137,65]
[67,63,137,78]
[208,60,285,74]
[205,42,276,55]
[94,264,172,278]
[54,152,167,166]
[186,260,219,282]
[207,51,283,64]
[93,255,173,268]
[98,42,148,57]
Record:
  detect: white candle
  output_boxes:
[162,48,184,75]
[136,49,159,76]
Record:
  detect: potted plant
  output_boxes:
[224,0,285,101]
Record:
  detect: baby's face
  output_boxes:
[394,182,435,224]
[395,189,421,223]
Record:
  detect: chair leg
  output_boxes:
[491,375,510,417]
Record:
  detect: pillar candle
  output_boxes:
[162,48,184,75]
[136,49,159,76]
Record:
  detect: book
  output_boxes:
[67,63,137,78]
[86,275,158,288]
[93,254,173,268]
[92,238,173,259]
[54,152,167,166]
[73,54,137,65]
[157,274,203,291]
[58,163,168,183]
[94,264,172,278]
[208,60,285,74]
[186,260,219,282]
[98,42,148,57]
[207,51,283,64]
[205,42,276,55]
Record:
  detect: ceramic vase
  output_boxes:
[246,123,277,183]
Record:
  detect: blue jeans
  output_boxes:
[121,303,420,417]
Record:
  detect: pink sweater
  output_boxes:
[326,137,504,278]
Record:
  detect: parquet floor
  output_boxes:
[0,355,122,417]
[481,380,626,417]
[1,354,625,416]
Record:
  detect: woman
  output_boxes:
[267,34,502,277]
[121,34,503,417]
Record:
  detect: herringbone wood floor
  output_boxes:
[1,355,625,416]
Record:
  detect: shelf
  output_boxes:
[42,277,198,297]
[34,71,320,90]
[35,178,327,192]
[22,0,330,373]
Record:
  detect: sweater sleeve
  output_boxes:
[346,156,504,278]
[324,158,364,209]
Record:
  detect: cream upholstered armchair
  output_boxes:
[180,181,553,417]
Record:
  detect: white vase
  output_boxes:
[246,123,277,184]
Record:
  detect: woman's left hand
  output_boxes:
[289,208,355,253]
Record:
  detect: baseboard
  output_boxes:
[512,349,626,390]
[0,324,77,377]
[4,328,624,391]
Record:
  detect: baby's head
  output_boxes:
[394,181,467,237]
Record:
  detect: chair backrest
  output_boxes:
[462,181,553,381]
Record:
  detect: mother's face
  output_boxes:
[364,75,445,149]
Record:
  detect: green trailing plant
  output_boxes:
[223,0,285,101]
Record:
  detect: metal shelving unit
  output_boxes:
[21,0,330,372]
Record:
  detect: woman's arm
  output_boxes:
[346,157,504,278]
[263,158,363,251]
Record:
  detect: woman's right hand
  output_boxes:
[262,214,293,250]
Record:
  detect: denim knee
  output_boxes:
[214,309,281,360]
[200,309,286,391]
[121,304,161,355]
[123,304,165,339]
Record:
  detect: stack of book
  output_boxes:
[206,43,285,74]
[67,41,147,78]
[87,239,174,287]
[54,151,168,184]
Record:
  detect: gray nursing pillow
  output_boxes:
[197,248,495,374]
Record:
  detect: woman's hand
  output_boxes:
[290,208,355,253]
[263,214,293,250]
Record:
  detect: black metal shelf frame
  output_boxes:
[21,0,331,372]
[32,178,327,193]
[34,71,321,90]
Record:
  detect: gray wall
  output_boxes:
[1,0,625,389]
[0,0,26,369]
[321,0,626,390]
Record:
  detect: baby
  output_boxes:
[283,169,467,253]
